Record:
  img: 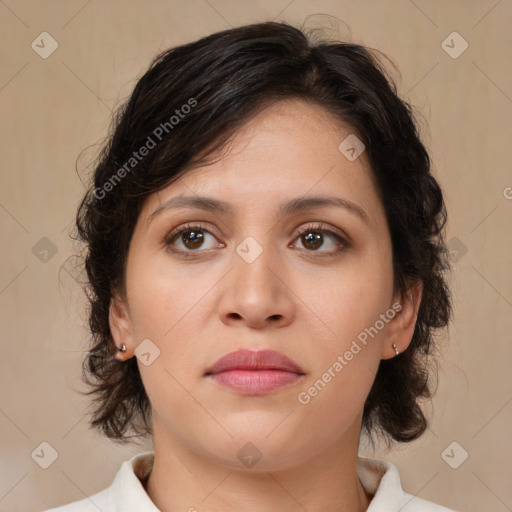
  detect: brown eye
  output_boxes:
[301,231,323,250]
[165,223,223,256]
[291,223,349,256]
[181,229,204,249]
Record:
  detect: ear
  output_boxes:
[381,280,423,360]
[109,293,134,361]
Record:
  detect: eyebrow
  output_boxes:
[149,194,370,225]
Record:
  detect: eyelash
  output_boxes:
[163,222,349,259]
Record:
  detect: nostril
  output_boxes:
[227,313,242,320]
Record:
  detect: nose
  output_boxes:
[217,242,296,330]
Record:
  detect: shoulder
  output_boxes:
[358,456,457,512]
[399,492,456,511]
[41,487,110,512]
[41,451,157,512]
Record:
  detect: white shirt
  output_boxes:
[43,451,455,511]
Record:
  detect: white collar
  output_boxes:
[47,451,454,511]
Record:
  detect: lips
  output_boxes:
[205,349,305,396]
[205,349,305,375]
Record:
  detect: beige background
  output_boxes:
[1,1,511,511]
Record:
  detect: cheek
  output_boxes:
[293,246,394,418]
[124,253,224,395]
[124,251,218,341]
[295,250,394,350]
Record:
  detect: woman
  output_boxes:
[45,21,453,511]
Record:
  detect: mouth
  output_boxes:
[205,349,305,396]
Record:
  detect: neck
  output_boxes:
[144,415,372,512]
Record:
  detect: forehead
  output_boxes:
[219,98,359,159]
[142,98,385,228]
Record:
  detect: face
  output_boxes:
[110,99,417,471]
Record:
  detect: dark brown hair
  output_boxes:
[76,21,451,445]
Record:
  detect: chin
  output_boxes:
[195,422,316,473]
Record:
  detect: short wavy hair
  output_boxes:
[75,21,451,445]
